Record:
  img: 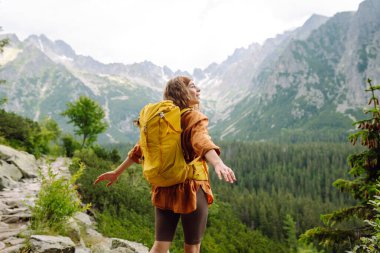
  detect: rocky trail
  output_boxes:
[0,145,149,253]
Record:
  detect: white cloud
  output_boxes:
[0,0,364,71]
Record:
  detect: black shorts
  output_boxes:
[154,188,209,245]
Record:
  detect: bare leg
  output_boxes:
[184,243,201,253]
[150,241,171,253]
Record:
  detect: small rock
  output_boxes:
[111,238,149,253]
[110,248,135,253]
[0,222,9,228]
[1,213,31,223]
[3,237,25,245]
[74,212,93,227]
[3,207,29,215]
[66,218,82,243]
[86,227,103,238]
[88,238,112,253]
[0,230,20,241]
[0,244,25,253]
[0,201,9,210]
[2,200,19,209]
[75,246,92,253]
[0,161,23,181]
[0,228,22,233]
[0,176,17,191]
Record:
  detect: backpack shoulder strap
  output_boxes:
[180,107,192,117]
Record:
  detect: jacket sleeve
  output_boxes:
[182,111,220,160]
[189,114,220,159]
[127,142,142,164]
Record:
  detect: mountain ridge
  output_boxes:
[1,0,379,143]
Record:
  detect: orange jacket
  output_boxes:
[128,109,220,213]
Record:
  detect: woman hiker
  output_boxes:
[94,76,237,253]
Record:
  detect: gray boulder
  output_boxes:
[0,160,22,190]
[0,144,39,179]
[0,161,23,181]
[30,235,75,253]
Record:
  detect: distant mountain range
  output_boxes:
[1,0,379,144]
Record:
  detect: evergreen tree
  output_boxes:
[351,184,380,253]
[301,79,380,251]
[212,141,355,241]
[61,96,108,148]
[284,214,298,253]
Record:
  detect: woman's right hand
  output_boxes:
[205,149,237,184]
[93,171,120,187]
[214,162,236,183]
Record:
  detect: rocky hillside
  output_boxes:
[0,0,379,143]
[203,0,380,141]
[0,144,149,252]
[0,34,165,143]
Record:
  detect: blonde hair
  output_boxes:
[163,76,193,110]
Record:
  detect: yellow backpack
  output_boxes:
[137,100,208,187]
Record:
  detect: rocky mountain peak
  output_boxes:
[298,14,329,38]
[25,34,76,59]
[355,0,380,34]
[0,33,20,46]
[357,0,380,15]
[303,14,329,26]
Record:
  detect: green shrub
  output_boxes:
[29,162,90,235]
[61,134,81,157]
[0,110,62,158]
[37,117,62,156]
[92,144,121,163]
[0,109,40,152]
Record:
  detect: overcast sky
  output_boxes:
[0,0,365,71]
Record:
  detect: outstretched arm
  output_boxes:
[205,149,236,183]
[93,157,135,187]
